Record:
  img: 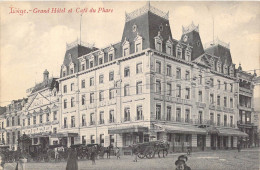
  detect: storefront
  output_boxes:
[50,132,79,147]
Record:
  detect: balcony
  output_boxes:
[99,120,105,125]
[135,115,144,121]
[239,87,253,95]
[81,122,87,127]
[90,121,96,126]
[238,105,252,112]
[209,104,215,110]
[109,119,115,123]
[237,120,254,126]
[124,117,131,122]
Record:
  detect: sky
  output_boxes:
[0,1,259,107]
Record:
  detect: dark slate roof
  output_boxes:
[205,44,233,66]
[31,78,58,93]
[180,30,204,61]
[0,107,6,115]
[121,11,172,54]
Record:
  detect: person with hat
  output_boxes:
[175,155,191,170]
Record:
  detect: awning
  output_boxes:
[217,128,248,137]
[206,126,219,134]
[50,132,78,138]
[154,124,206,134]
[108,125,148,134]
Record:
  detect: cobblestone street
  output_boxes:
[4,148,260,170]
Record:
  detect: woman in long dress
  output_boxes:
[66,148,78,170]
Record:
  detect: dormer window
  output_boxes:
[176,44,182,59]
[134,33,143,53]
[81,63,85,71]
[210,58,215,71]
[229,65,234,76]
[185,47,191,61]
[90,61,94,68]
[69,63,74,74]
[154,31,163,52]
[217,61,222,72]
[62,65,67,77]
[166,37,173,55]
[122,37,130,57]
[63,71,66,77]
[223,65,228,74]
[99,57,103,65]
[108,44,115,62]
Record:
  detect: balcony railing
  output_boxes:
[135,115,144,121]
[99,120,105,124]
[196,102,206,108]
[90,121,95,126]
[109,119,115,123]
[124,117,131,122]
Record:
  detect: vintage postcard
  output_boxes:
[0,1,259,170]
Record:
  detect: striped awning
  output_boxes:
[154,124,206,134]
[108,125,148,134]
[217,128,248,137]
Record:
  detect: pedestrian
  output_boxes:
[66,148,78,170]
[175,155,191,170]
[132,145,138,162]
[237,141,241,152]
[54,147,59,161]
[116,147,120,159]
[90,148,96,165]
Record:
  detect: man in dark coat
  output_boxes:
[175,155,191,170]
[66,148,78,170]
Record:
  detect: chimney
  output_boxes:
[43,69,49,81]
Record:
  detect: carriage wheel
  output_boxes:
[137,153,145,159]
[146,150,155,159]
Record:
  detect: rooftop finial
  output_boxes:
[182,21,199,34]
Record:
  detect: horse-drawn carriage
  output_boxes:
[132,140,169,159]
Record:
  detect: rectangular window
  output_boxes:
[71,97,75,107]
[40,115,43,124]
[210,113,214,125]
[81,80,85,88]
[136,81,142,94]
[33,116,36,125]
[124,107,130,122]
[63,71,66,77]
[90,113,95,125]
[100,134,104,146]
[70,68,73,74]
[224,115,227,126]
[217,114,220,126]
[224,97,227,107]
[230,116,233,127]
[46,113,49,122]
[109,89,115,99]
[64,117,67,128]
[90,77,94,86]
[82,115,86,126]
[82,136,86,144]
[156,61,161,74]
[7,132,9,144]
[210,94,214,104]
[53,111,57,121]
[12,132,15,144]
[224,82,227,91]
[124,84,130,96]
[90,93,94,103]
[210,78,214,87]
[82,95,85,105]
[230,98,233,108]
[137,106,143,120]
[166,45,172,55]
[99,75,104,84]
[185,88,190,99]
[136,63,142,74]
[99,91,104,101]
[176,85,181,98]
[136,43,141,52]
[199,75,202,84]
[100,111,104,124]
[166,106,171,121]
[17,116,20,126]
[28,117,30,126]
[64,99,67,109]
[124,67,130,77]
[185,109,190,123]
[99,57,103,65]
[123,48,129,56]
[198,91,202,102]
[109,54,113,61]
[109,110,114,123]
[230,84,233,92]
[63,85,67,93]
[12,117,14,126]
[90,61,94,68]
[176,108,181,122]
[71,83,74,91]
[23,119,25,126]
[198,111,203,124]
[217,95,220,105]
[166,65,171,76]
[176,68,181,79]
[91,135,95,144]
[218,80,221,89]
[71,116,75,127]
[167,83,172,96]
[156,80,161,94]
[156,104,161,120]
[81,63,85,71]
[156,42,162,52]
[185,71,190,80]
[109,71,114,81]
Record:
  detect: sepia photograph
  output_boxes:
[0,1,259,170]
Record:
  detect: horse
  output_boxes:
[154,141,170,158]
